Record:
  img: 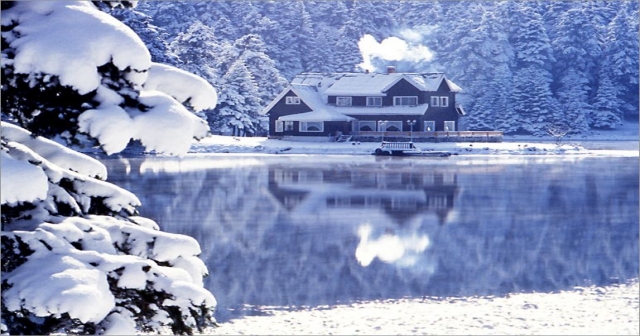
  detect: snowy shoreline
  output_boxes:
[187,122,638,157]
[188,135,638,157]
[206,280,639,335]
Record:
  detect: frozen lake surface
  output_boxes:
[102,155,638,328]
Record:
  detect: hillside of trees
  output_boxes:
[107,0,638,137]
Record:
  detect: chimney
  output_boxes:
[386,66,396,74]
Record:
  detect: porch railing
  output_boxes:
[353,131,504,142]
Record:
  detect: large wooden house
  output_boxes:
[261,67,472,141]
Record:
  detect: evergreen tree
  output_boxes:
[233,34,287,109]
[551,4,601,133]
[603,1,639,121]
[506,1,558,135]
[334,7,367,72]
[211,60,262,136]
[511,67,561,135]
[591,64,622,129]
[169,21,225,85]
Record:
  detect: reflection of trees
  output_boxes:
[101,156,639,321]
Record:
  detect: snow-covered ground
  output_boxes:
[190,122,638,157]
[207,280,639,335]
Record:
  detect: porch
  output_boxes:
[352,131,504,143]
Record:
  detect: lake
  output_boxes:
[101,154,639,322]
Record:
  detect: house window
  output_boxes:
[379,120,402,131]
[285,96,300,105]
[300,121,324,132]
[366,97,382,106]
[424,121,435,132]
[358,121,377,132]
[393,96,418,106]
[444,121,455,131]
[430,96,449,107]
[275,121,284,132]
[336,97,352,106]
[284,121,294,131]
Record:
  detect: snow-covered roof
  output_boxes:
[292,72,462,97]
[277,110,355,122]
[335,104,429,116]
[323,73,399,96]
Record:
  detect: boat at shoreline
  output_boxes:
[372,141,452,157]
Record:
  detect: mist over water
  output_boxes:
[102,155,639,322]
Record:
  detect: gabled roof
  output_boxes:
[260,84,325,116]
[292,72,462,97]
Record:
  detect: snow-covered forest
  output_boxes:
[106,0,639,137]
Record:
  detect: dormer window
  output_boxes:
[394,96,418,106]
[285,96,300,105]
[366,97,382,106]
[430,96,449,107]
[336,97,352,106]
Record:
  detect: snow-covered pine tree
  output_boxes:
[471,4,514,132]
[233,34,287,113]
[551,3,601,134]
[169,20,224,83]
[1,2,218,334]
[333,10,366,73]
[506,1,558,135]
[591,64,623,129]
[211,60,262,136]
[603,1,639,121]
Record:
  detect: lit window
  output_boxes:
[285,96,300,105]
[394,96,418,106]
[444,121,455,131]
[424,121,435,132]
[366,97,382,106]
[336,97,352,106]
[275,121,284,132]
[300,121,324,132]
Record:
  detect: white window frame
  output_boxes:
[275,121,284,132]
[393,96,418,106]
[285,96,300,105]
[336,97,352,106]
[424,121,435,132]
[379,120,403,131]
[444,121,455,131]
[284,121,294,131]
[366,97,382,106]
[430,96,449,107]
[300,121,324,132]
[358,121,377,132]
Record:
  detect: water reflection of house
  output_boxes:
[267,165,459,225]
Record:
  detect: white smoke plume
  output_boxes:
[357,33,435,73]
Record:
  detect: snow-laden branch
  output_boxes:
[144,62,218,112]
